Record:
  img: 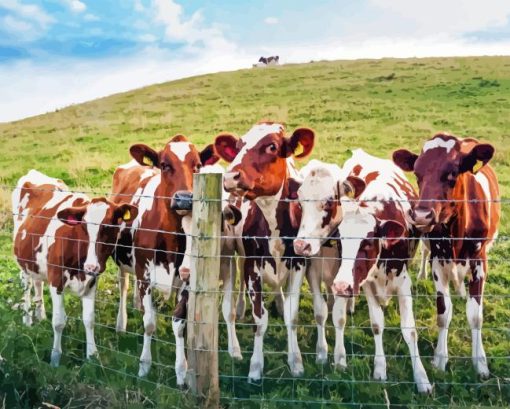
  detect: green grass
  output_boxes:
[1,56,509,408]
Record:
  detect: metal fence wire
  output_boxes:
[2,180,510,408]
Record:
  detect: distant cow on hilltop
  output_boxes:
[253,55,280,67]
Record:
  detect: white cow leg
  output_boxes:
[133,276,141,310]
[138,284,156,377]
[307,266,328,364]
[172,282,188,387]
[116,269,129,332]
[221,257,242,360]
[33,279,46,321]
[49,286,66,367]
[82,286,98,359]
[418,241,430,280]
[398,270,432,393]
[275,286,285,318]
[22,272,33,326]
[236,258,246,320]
[364,285,387,381]
[432,260,453,371]
[284,265,305,377]
[332,296,348,370]
[466,263,489,377]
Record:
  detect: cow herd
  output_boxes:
[12,122,500,394]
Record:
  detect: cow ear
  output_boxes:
[222,204,242,226]
[378,220,405,249]
[200,144,220,166]
[57,206,87,226]
[459,143,495,174]
[286,127,315,159]
[113,203,138,225]
[169,134,188,143]
[339,176,366,200]
[393,149,418,172]
[130,144,159,167]
[214,133,240,163]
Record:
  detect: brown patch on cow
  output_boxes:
[352,164,363,176]
[365,171,379,184]
[436,291,446,315]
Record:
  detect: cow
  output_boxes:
[213,121,315,381]
[12,170,137,367]
[292,160,364,367]
[393,133,500,378]
[295,150,432,392]
[110,135,219,383]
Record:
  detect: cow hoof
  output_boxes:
[229,347,242,360]
[23,315,33,327]
[50,350,61,367]
[474,360,489,378]
[432,355,448,372]
[116,322,127,333]
[417,380,433,394]
[86,349,98,360]
[248,362,262,382]
[288,358,304,377]
[334,357,347,371]
[138,361,152,378]
[35,309,47,321]
[373,366,387,381]
[315,347,328,365]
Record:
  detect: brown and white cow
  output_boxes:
[292,159,363,366]
[294,150,432,392]
[393,133,500,377]
[214,121,314,381]
[110,135,218,383]
[12,170,137,367]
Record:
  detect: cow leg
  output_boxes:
[133,276,141,310]
[284,265,305,377]
[221,256,242,360]
[172,281,188,387]
[364,284,386,381]
[138,280,156,377]
[33,279,46,321]
[307,264,328,364]
[246,267,268,382]
[466,261,489,377]
[236,257,246,320]
[418,240,430,280]
[431,259,453,371]
[21,272,33,326]
[49,286,66,367]
[82,285,98,359]
[275,287,285,318]
[116,269,130,332]
[332,296,349,370]
[397,268,432,393]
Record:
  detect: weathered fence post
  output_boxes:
[186,172,222,408]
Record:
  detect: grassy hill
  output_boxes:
[0,56,509,408]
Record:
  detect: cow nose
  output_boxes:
[84,263,99,274]
[171,190,193,211]
[413,208,436,225]
[331,281,354,297]
[179,266,190,281]
[293,239,311,256]
[224,172,240,191]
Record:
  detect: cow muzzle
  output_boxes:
[293,239,312,257]
[409,207,437,232]
[331,281,354,298]
[171,190,193,214]
[179,266,190,281]
[84,263,100,275]
[223,171,254,195]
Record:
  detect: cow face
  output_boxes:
[331,210,405,297]
[57,198,138,275]
[214,123,315,200]
[292,162,366,257]
[393,134,494,231]
[130,135,219,211]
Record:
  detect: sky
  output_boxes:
[1,0,510,122]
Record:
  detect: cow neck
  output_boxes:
[449,173,468,231]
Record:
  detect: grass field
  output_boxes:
[0,56,509,408]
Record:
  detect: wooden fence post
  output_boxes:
[186,172,222,408]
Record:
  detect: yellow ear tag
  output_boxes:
[294,142,304,156]
[346,188,355,199]
[142,156,154,166]
[227,216,236,225]
[329,239,336,246]
[122,209,131,221]
[473,160,483,173]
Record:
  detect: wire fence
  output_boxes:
[2,180,510,408]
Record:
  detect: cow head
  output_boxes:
[393,133,494,231]
[292,160,366,257]
[331,210,405,297]
[214,122,315,200]
[130,135,219,212]
[58,198,138,275]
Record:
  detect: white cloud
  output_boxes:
[139,33,157,42]
[61,0,87,13]
[2,14,33,33]
[0,0,55,28]
[134,0,145,12]
[83,13,99,22]
[264,16,279,25]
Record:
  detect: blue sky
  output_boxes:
[1,0,510,122]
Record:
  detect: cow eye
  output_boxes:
[266,143,278,154]
[194,163,202,173]
[161,162,173,172]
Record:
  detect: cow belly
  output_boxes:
[261,258,289,288]
[63,270,96,297]
[146,260,176,297]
